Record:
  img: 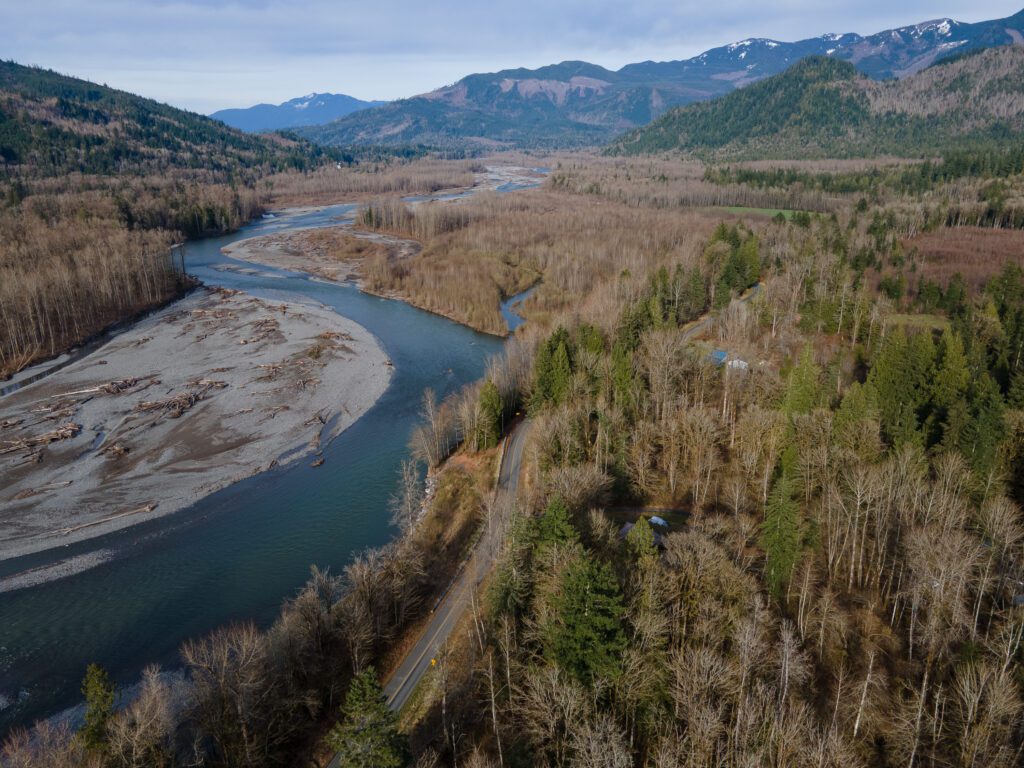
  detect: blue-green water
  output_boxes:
[0,204,508,732]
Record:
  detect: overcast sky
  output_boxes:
[2,1,1021,114]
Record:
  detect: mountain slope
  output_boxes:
[211,92,386,132]
[610,46,1024,158]
[302,8,1024,149]
[0,60,331,180]
[0,60,336,378]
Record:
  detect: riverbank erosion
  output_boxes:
[0,287,391,566]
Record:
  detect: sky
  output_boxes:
[2,1,1022,114]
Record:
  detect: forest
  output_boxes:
[3,138,1024,767]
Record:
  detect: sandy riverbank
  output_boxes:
[220,224,419,285]
[0,287,391,567]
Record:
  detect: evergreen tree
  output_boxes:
[611,341,637,411]
[548,556,627,686]
[549,340,573,405]
[488,548,531,619]
[1008,370,1024,409]
[577,323,606,359]
[531,327,574,411]
[625,516,657,565]
[80,663,115,754]
[535,496,578,550]
[939,399,971,455]
[678,267,708,323]
[962,373,1006,476]
[759,473,804,596]
[648,266,672,327]
[783,345,822,417]
[617,301,652,353]
[327,667,407,768]
[476,379,503,449]
[737,235,761,287]
[868,329,935,448]
[891,401,924,450]
[834,381,881,459]
[926,332,970,447]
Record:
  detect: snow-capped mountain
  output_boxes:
[211,92,386,133]
[302,8,1024,148]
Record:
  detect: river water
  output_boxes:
[0,196,527,731]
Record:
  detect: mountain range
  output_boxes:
[611,45,1024,158]
[299,8,1024,149]
[211,92,385,132]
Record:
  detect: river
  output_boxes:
[0,184,535,731]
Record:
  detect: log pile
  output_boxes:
[101,378,140,394]
[1,422,82,455]
[256,357,317,383]
[239,317,281,345]
[135,380,227,419]
[53,377,156,399]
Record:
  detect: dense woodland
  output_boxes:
[4,37,1024,768]
[387,154,1024,767]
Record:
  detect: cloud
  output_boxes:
[2,1,1021,112]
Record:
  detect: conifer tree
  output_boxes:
[327,667,406,768]
[927,332,970,447]
[759,472,804,596]
[783,345,821,417]
[548,555,626,686]
[531,327,574,410]
[80,663,115,754]
[962,373,1006,476]
[868,328,935,447]
[834,381,881,459]
[1008,370,1024,409]
[535,496,578,550]
[476,379,503,449]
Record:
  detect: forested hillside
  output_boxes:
[612,46,1024,158]
[0,61,326,178]
[0,60,334,378]
[302,9,1024,150]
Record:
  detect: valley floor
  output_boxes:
[0,287,391,578]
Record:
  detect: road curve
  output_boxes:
[327,419,530,767]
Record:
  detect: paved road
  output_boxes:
[384,419,529,710]
[326,419,530,767]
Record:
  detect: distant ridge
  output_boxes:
[0,59,328,179]
[300,8,1024,149]
[211,93,386,133]
[610,46,1024,158]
